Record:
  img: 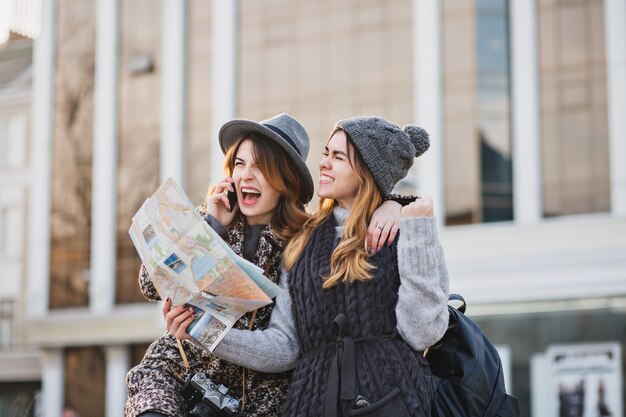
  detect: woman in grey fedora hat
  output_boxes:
[125,114,406,417]
[167,116,450,417]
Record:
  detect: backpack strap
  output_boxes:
[448,293,466,314]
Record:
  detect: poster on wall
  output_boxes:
[546,342,622,417]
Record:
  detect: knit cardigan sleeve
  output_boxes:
[395,216,450,351]
[212,267,300,372]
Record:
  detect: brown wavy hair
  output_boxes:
[283,127,383,288]
[207,134,310,241]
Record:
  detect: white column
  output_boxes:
[510,0,542,224]
[605,0,626,216]
[26,0,55,317]
[413,0,444,223]
[41,349,64,417]
[530,353,549,417]
[90,0,120,313]
[104,345,130,417]
[210,0,238,183]
[161,0,188,187]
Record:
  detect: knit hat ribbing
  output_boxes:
[336,116,430,196]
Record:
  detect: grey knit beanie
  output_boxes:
[336,116,430,196]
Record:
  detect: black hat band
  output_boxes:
[263,123,302,157]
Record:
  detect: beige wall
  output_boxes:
[238,0,414,207]
[538,0,610,216]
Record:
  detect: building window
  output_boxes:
[0,112,27,168]
[0,298,15,348]
[476,0,513,223]
[538,0,610,217]
[0,204,21,258]
[443,0,513,226]
[0,207,6,255]
[49,0,95,309]
[115,0,162,304]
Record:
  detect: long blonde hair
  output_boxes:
[206,134,310,241]
[283,128,383,288]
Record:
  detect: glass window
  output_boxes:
[238,0,414,208]
[0,117,7,167]
[0,205,21,258]
[64,347,105,417]
[476,0,513,222]
[443,0,513,225]
[49,0,95,309]
[4,112,27,167]
[0,207,6,255]
[475,308,626,417]
[186,0,213,207]
[115,0,162,304]
[538,0,610,216]
[0,298,15,348]
[0,381,40,417]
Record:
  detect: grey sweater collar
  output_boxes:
[332,206,349,226]
[332,206,350,240]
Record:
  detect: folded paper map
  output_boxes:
[129,177,281,351]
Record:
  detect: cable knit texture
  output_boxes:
[282,213,434,417]
[125,210,290,417]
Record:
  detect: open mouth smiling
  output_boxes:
[240,187,261,205]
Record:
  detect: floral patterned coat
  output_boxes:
[125,211,291,417]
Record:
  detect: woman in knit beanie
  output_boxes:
[169,116,450,417]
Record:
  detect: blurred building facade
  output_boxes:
[0,0,624,416]
[0,34,41,416]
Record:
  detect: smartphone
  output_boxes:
[227,185,237,213]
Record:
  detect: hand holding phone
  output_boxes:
[207,178,238,226]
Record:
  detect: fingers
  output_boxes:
[376,222,399,250]
[211,192,232,211]
[367,221,400,253]
[165,304,195,339]
[369,200,402,251]
[386,223,399,246]
[161,297,172,320]
[401,196,435,218]
[367,224,382,254]
[211,178,235,211]
[374,223,390,251]
[215,177,234,194]
[173,314,195,340]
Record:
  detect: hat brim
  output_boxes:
[219,119,314,203]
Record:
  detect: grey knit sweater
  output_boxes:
[213,207,450,372]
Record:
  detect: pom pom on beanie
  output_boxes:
[336,116,430,196]
[403,125,430,158]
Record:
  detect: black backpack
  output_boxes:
[425,294,521,417]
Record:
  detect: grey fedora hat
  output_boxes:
[219,113,314,203]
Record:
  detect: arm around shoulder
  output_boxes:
[395,216,450,351]
[212,267,300,373]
